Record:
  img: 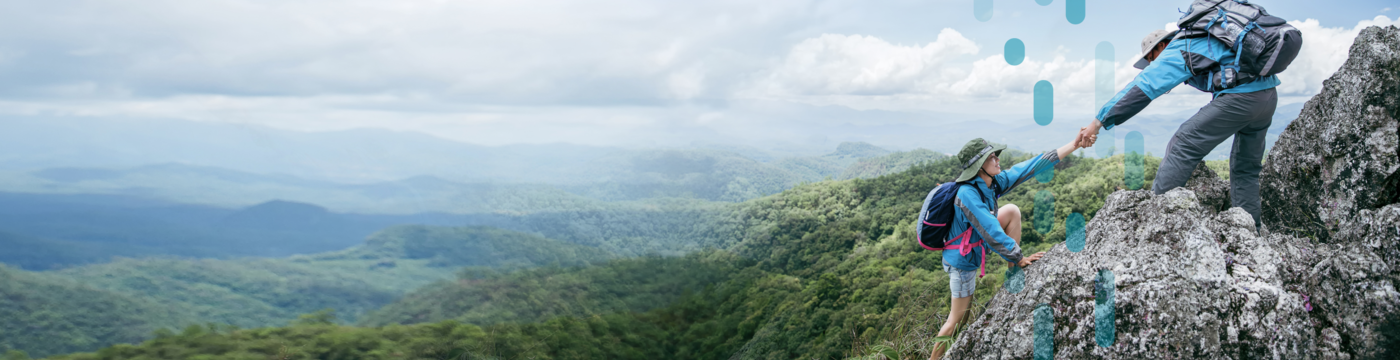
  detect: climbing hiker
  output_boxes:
[928,135,1085,360]
[1078,0,1301,232]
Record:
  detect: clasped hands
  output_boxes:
[1076,120,1103,148]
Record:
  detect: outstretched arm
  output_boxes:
[1057,132,1083,160]
[993,132,1085,195]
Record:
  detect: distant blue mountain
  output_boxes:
[0,116,621,184]
[0,192,504,269]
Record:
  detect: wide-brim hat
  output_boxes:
[956,138,1008,182]
[1131,29,1179,70]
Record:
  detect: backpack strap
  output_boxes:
[942,229,988,278]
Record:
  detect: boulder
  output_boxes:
[946,189,1400,359]
[1260,25,1400,242]
[1187,162,1230,213]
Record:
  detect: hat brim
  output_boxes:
[1133,57,1152,70]
[955,143,1008,182]
[1132,30,1179,70]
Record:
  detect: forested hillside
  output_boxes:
[0,266,181,358]
[3,226,611,358]
[38,149,1158,360]
[837,149,948,180]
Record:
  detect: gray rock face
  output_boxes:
[945,26,1400,359]
[947,190,1400,359]
[1260,25,1400,242]
[1187,162,1230,213]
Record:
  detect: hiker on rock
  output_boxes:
[928,135,1085,359]
[1079,0,1301,232]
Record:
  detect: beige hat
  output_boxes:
[1132,29,1178,70]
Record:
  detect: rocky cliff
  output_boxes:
[946,25,1400,359]
[1260,25,1400,242]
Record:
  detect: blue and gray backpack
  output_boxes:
[1176,0,1303,90]
[915,182,964,251]
[916,181,991,276]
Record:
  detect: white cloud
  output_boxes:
[746,29,979,97]
[1277,16,1400,96]
[667,66,707,100]
[744,31,1153,117]
[0,0,1394,151]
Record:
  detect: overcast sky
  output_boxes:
[0,0,1395,152]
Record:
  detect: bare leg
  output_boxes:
[930,204,1023,360]
[997,204,1023,249]
[930,295,973,360]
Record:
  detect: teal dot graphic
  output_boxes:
[1033,190,1055,234]
[1036,0,1052,5]
[1124,131,1146,190]
[1095,42,1115,109]
[1095,128,1115,158]
[1034,303,1055,359]
[1065,212,1085,252]
[1005,264,1025,294]
[974,0,993,22]
[1033,80,1053,126]
[1035,166,1054,183]
[1095,269,1116,347]
[1005,38,1025,65]
[1066,0,1085,24]
[1093,41,1115,158]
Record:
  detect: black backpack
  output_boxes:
[1177,0,1303,89]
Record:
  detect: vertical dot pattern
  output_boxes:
[1066,0,1085,24]
[1034,303,1055,360]
[1124,131,1146,190]
[1034,80,1054,126]
[1033,190,1055,235]
[975,0,993,22]
[1035,166,1054,183]
[1095,269,1116,347]
[1005,38,1026,65]
[1095,42,1115,109]
[1005,265,1025,294]
[1093,41,1115,158]
[1095,128,1116,158]
[1065,212,1085,252]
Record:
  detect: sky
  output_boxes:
[0,0,1395,154]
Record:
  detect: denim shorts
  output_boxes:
[944,263,978,298]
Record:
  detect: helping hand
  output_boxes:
[1016,251,1046,268]
[1077,121,1102,148]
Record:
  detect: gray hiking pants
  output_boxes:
[1152,88,1277,227]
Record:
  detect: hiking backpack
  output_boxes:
[916,181,992,277]
[915,182,967,251]
[1177,0,1303,89]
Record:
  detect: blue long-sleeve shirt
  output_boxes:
[1096,36,1281,130]
[942,151,1060,271]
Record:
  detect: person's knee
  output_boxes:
[1001,204,1021,217]
[998,204,1021,223]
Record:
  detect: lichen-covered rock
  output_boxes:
[1260,25,1400,242]
[945,190,1400,359]
[1187,162,1230,213]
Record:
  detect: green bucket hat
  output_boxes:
[955,138,1007,182]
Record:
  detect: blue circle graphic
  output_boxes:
[1066,0,1085,24]
[974,0,993,22]
[1005,38,1025,65]
[1033,80,1054,126]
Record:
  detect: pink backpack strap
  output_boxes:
[944,229,989,278]
[978,245,987,278]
